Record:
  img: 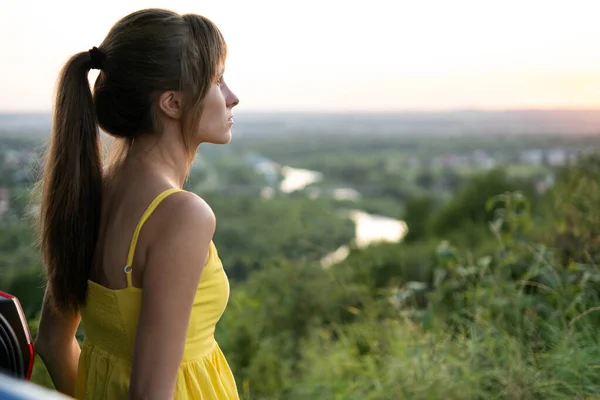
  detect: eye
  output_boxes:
[216,76,225,87]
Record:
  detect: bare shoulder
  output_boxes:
[140,189,216,275]
[161,190,215,224]
[149,190,216,240]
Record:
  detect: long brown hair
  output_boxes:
[40,8,227,313]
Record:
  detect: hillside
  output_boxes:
[1,118,599,398]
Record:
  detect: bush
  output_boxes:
[219,189,600,399]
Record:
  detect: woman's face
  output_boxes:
[195,68,239,145]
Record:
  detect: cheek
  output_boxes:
[194,87,228,141]
[207,95,227,126]
[203,91,224,116]
[196,109,224,141]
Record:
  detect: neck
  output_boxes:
[124,123,194,188]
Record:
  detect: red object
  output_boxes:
[0,290,35,380]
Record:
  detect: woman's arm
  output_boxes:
[35,287,81,396]
[129,192,216,400]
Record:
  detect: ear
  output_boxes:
[158,91,184,119]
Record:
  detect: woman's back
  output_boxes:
[76,187,238,399]
[90,168,180,291]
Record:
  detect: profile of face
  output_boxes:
[196,69,240,145]
[157,64,239,151]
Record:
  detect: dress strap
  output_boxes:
[124,188,183,287]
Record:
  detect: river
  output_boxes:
[271,165,408,267]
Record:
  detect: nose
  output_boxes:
[226,85,239,108]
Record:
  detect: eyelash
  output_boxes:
[216,76,224,86]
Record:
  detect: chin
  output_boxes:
[200,127,233,145]
[211,130,232,145]
[220,131,232,144]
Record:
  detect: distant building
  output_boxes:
[546,148,567,166]
[520,149,544,166]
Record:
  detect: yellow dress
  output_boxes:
[75,188,239,399]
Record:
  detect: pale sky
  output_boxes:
[2,0,600,112]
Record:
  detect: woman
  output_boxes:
[34,8,240,399]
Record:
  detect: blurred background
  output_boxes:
[1,0,600,398]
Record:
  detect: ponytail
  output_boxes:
[40,51,103,313]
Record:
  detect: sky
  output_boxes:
[2,0,600,112]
